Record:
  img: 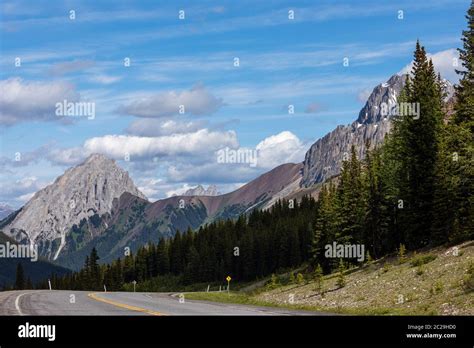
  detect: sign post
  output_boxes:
[226,276,231,293]
[132,280,137,293]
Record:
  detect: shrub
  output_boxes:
[336,259,346,288]
[382,263,391,273]
[365,251,373,263]
[313,264,323,293]
[267,274,279,289]
[464,263,474,293]
[432,281,444,294]
[410,254,437,267]
[416,266,424,276]
[398,244,407,264]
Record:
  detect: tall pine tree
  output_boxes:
[392,41,445,249]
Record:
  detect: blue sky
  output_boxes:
[0,0,470,207]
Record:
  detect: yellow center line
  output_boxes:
[87,292,167,316]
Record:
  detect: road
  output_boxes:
[0,290,321,316]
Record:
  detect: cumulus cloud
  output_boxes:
[255,131,307,169]
[1,176,47,204]
[83,129,238,160]
[0,144,52,168]
[7,128,306,203]
[0,78,80,126]
[47,146,88,166]
[118,84,223,118]
[126,119,207,137]
[165,131,307,184]
[45,128,239,166]
[400,48,460,83]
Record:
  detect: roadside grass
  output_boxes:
[184,291,417,315]
[187,241,474,315]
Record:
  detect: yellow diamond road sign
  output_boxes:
[226,276,231,282]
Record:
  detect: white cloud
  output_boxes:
[0,176,48,204]
[17,192,35,202]
[400,48,460,83]
[256,131,307,169]
[0,78,80,126]
[164,131,307,184]
[47,147,88,166]
[118,84,223,118]
[83,129,238,159]
[126,119,207,137]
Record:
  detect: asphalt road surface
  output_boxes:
[0,290,321,316]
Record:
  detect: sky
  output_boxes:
[0,0,470,208]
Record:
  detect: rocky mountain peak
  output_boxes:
[355,73,407,125]
[84,153,113,164]
[300,72,456,188]
[184,184,221,196]
[2,154,147,261]
[301,74,406,187]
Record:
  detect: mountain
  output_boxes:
[301,74,454,187]
[0,154,147,261]
[0,203,15,220]
[301,74,406,187]
[183,184,221,196]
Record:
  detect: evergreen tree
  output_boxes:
[454,1,474,130]
[338,145,365,250]
[336,259,346,288]
[15,263,25,290]
[89,248,101,290]
[26,277,33,290]
[312,184,339,272]
[433,2,474,244]
[392,41,445,249]
[313,264,323,293]
[363,142,388,258]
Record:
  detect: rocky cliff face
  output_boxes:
[301,74,454,188]
[1,154,147,261]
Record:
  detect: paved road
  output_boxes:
[0,290,320,316]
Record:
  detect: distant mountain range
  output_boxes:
[0,203,15,220]
[0,73,455,271]
[183,184,221,196]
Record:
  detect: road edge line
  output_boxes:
[87,293,166,316]
[15,293,26,316]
